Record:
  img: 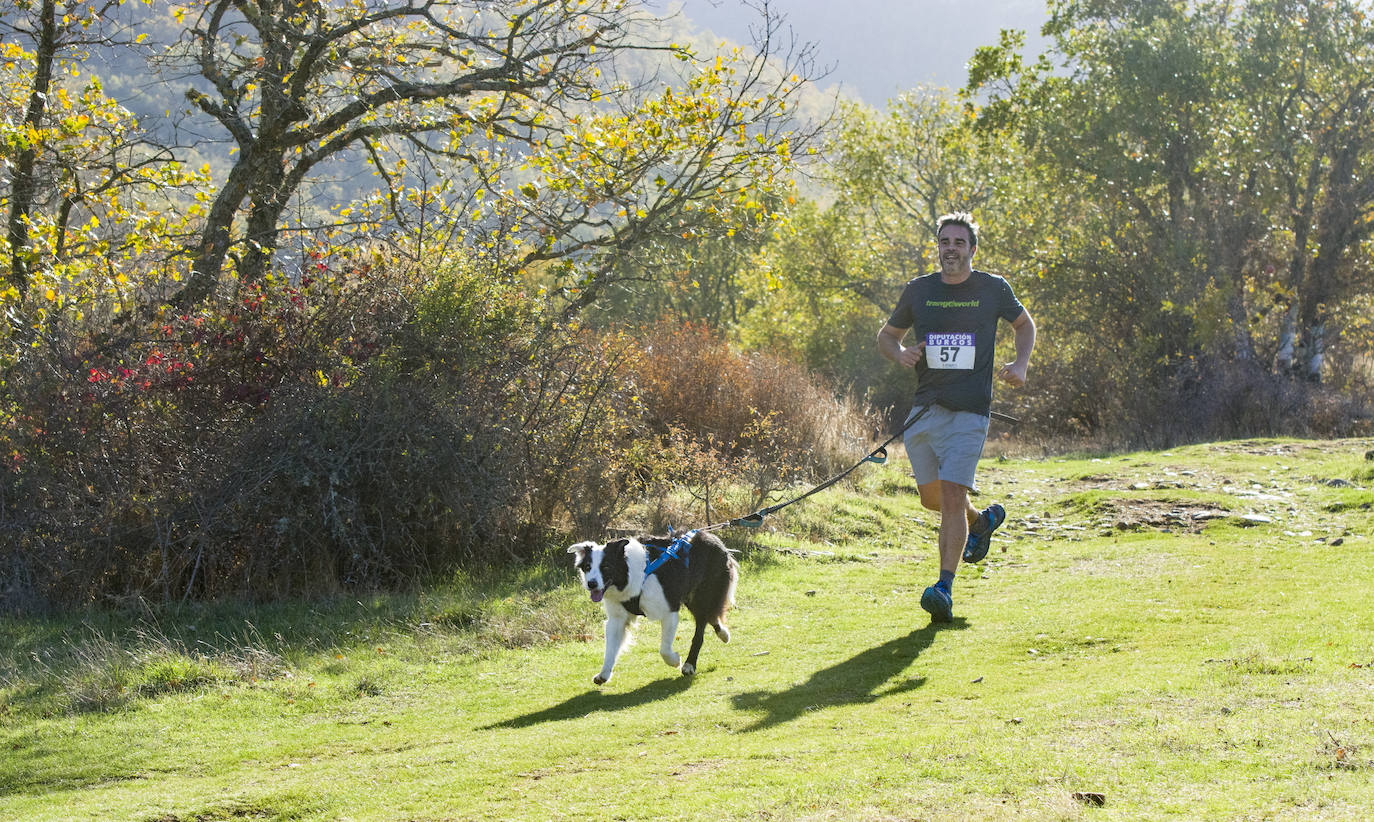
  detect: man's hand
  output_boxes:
[1001,311,1035,388]
[997,361,1028,387]
[898,340,925,369]
[877,323,923,369]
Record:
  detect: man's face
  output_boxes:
[937,224,976,276]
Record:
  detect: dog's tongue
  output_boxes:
[590,589,604,603]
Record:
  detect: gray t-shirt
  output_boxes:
[885,269,1025,416]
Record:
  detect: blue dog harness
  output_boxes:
[642,529,695,580]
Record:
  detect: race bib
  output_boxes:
[925,332,976,370]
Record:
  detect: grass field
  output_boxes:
[3,437,1373,820]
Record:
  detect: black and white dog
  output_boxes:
[569,531,738,685]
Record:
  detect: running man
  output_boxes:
[876,211,1035,623]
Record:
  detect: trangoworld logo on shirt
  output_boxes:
[925,299,981,308]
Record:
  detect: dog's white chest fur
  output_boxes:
[591,542,673,620]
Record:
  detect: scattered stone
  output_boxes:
[1325,478,1354,488]
[1238,514,1274,525]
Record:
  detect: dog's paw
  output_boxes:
[593,673,610,685]
[680,662,696,676]
[714,625,731,643]
[660,650,681,668]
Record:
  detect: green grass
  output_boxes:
[3,437,1374,820]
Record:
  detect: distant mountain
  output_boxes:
[669,0,1051,104]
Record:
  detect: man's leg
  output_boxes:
[917,480,981,530]
[939,481,972,576]
[917,479,971,623]
[908,407,984,623]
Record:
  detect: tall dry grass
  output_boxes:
[627,321,880,531]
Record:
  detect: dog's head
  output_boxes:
[568,538,632,603]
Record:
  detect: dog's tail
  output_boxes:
[709,542,740,625]
[713,551,739,643]
[688,531,738,626]
[724,551,739,610]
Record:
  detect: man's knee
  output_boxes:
[940,482,970,509]
[917,482,943,511]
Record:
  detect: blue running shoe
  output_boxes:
[920,585,953,623]
[963,503,1006,564]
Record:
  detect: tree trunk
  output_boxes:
[175,159,255,307]
[4,0,56,294]
[1275,301,1299,374]
[1301,321,1325,383]
[1226,290,1256,362]
[239,159,290,284]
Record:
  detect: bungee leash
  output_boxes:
[696,405,929,532]
[648,405,1022,577]
[701,403,1022,533]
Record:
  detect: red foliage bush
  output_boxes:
[0,261,662,608]
[1,263,415,606]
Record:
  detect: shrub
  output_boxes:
[0,263,879,608]
[1,259,417,606]
[0,255,665,606]
[1007,341,1370,449]
[630,321,879,527]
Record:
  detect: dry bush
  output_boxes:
[637,322,876,469]
[1007,344,1371,451]
[630,321,879,527]
[509,329,650,539]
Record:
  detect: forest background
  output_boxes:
[2,0,1372,612]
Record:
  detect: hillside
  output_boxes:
[3,437,1372,819]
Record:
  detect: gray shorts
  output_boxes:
[902,404,990,490]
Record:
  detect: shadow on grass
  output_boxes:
[730,619,969,732]
[481,674,695,729]
[0,727,143,798]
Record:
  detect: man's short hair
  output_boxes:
[936,212,979,248]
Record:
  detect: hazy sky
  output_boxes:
[673,0,1051,104]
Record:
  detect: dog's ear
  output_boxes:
[568,541,595,559]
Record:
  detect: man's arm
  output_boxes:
[878,323,922,369]
[997,310,1035,387]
